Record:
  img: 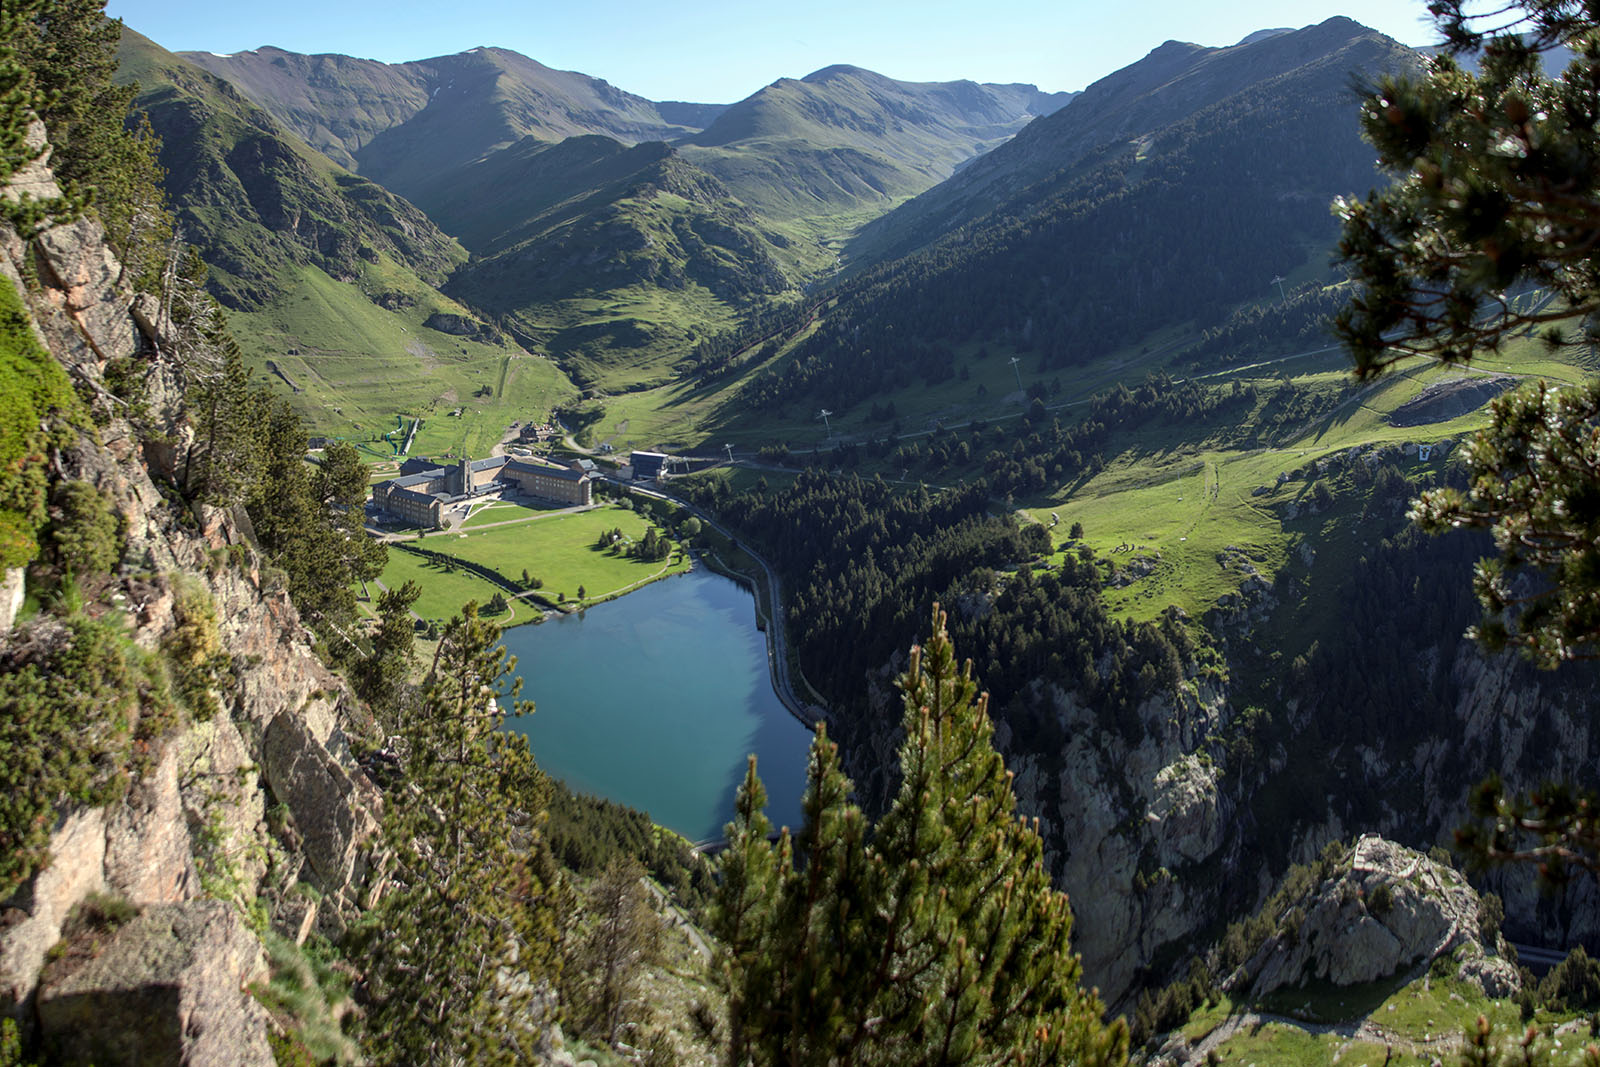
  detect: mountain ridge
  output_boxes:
[179,44,711,204]
[847,16,1394,266]
[117,28,468,310]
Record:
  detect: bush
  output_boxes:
[161,576,229,722]
[0,612,154,897]
[45,481,123,578]
[1367,881,1394,917]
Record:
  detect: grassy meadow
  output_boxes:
[230,259,578,461]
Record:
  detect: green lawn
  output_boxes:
[460,498,566,528]
[377,548,526,624]
[425,504,689,604]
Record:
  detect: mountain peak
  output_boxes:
[802,64,874,84]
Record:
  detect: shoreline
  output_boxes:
[381,485,827,730]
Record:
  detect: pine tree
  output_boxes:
[565,857,661,1046]
[12,0,169,282]
[0,1,79,237]
[245,401,383,651]
[714,606,1128,1067]
[352,578,419,723]
[182,317,258,504]
[1335,0,1600,663]
[356,602,561,1065]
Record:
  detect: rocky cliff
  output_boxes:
[838,504,1600,1010]
[0,125,382,1061]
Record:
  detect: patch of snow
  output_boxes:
[209,52,235,58]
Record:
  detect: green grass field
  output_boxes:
[425,504,689,604]
[1020,348,1573,625]
[1180,975,1547,1067]
[377,548,526,624]
[229,260,579,460]
[460,498,566,528]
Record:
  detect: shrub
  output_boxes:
[0,613,150,897]
[45,481,123,578]
[1367,881,1394,917]
[161,576,229,722]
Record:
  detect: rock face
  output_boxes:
[1029,683,1231,1003]
[1238,836,1519,1000]
[0,121,383,1059]
[35,901,275,1067]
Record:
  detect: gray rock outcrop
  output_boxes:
[35,901,275,1067]
[1238,836,1519,1000]
[0,118,383,1059]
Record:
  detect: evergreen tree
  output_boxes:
[244,402,383,652]
[1336,0,1600,664]
[356,602,561,1065]
[1334,0,1600,888]
[314,439,386,584]
[182,316,259,504]
[714,607,1128,1067]
[352,578,420,723]
[12,0,169,284]
[565,857,661,1047]
[0,0,79,237]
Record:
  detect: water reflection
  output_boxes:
[500,569,811,841]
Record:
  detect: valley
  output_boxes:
[6,1,1600,1063]
[138,7,1600,1006]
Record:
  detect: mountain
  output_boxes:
[442,138,797,390]
[180,46,718,205]
[116,28,466,310]
[678,65,1073,226]
[186,45,1070,250]
[115,29,577,457]
[738,18,1417,420]
[849,16,1405,266]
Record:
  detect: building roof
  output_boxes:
[469,456,508,473]
[389,469,447,489]
[506,458,586,482]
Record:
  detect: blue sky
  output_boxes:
[105,0,1439,103]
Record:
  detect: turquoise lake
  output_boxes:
[500,568,812,842]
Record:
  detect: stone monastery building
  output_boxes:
[372,454,592,528]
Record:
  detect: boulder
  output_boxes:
[102,741,196,906]
[35,900,273,1066]
[0,809,105,1017]
[1150,755,1223,867]
[424,311,477,336]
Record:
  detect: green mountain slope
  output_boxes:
[181,45,717,205]
[678,65,1072,231]
[849,17,1403,265]
[444,141,798,391]
[115,28,577,451]
[116,28,466,309]
[733,18,1416,423]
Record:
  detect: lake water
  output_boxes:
[500,568,812,842]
